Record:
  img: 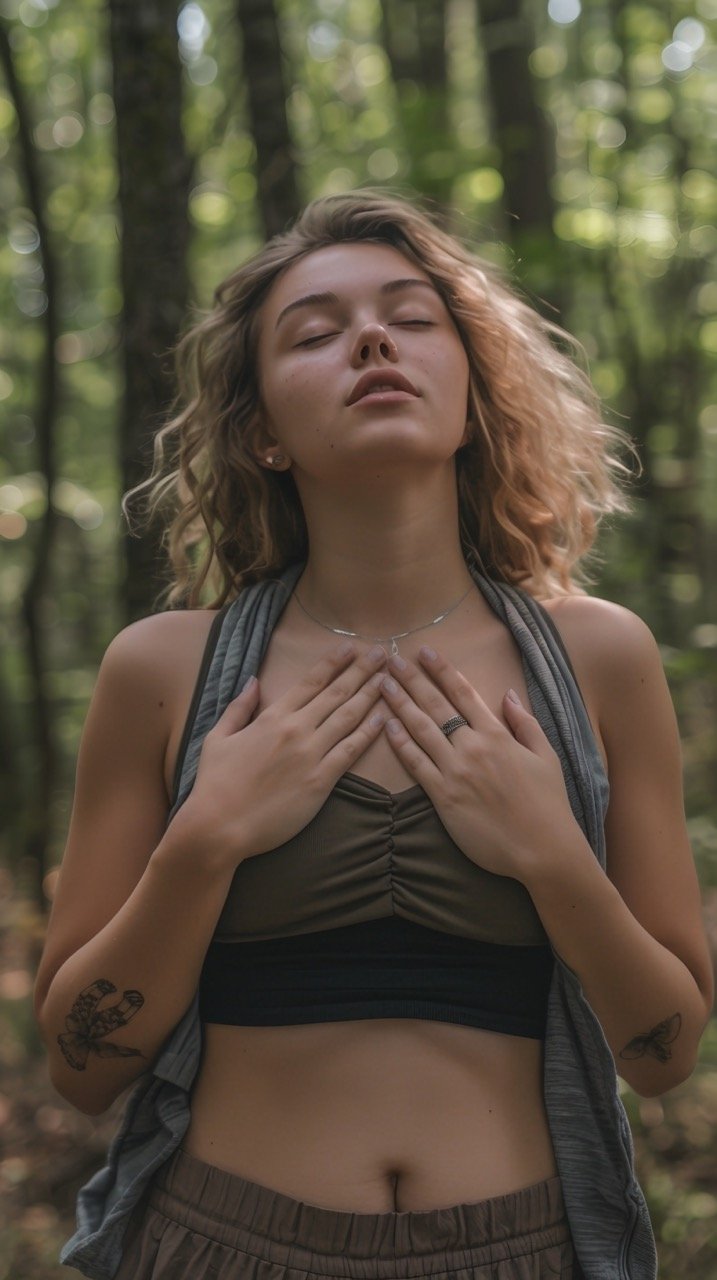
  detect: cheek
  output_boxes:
[423,340,470,401]
[279,357,329,403]
[263,366,313,423]
[261,360,335,447]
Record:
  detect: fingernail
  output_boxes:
[381,676,398,694]
[368,644,387,663]
[242,675,257,691]
[506,688,521,704]
[338,640,356,657]
[369,712,385,728]
[389,654,407,671]
[386,718,402,735]
[419,645,437,661]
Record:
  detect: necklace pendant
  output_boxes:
[390,638,400,657]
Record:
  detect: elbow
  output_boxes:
[616,996,713,1099]
[46,1054,118,1117]
[620,1050,700,1099]
[36,1013,119,1117]
[52,1077,113,1117]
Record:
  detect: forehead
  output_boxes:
[259,241,435,327]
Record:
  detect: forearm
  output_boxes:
[37,818,236,1115]
[525,831,710,1097]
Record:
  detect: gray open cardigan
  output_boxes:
[61,563,658,1280]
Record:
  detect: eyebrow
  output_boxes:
[274,278,439,330]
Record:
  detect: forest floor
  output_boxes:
[1,888,715,1280]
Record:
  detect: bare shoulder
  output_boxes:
[102,608,222,798]
[540,594,668,745]
[105,607,219,672]
[541,594,661,688]
[33,608,226,1011]
[100,607,220,713]
[541,591,653,638]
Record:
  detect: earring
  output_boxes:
[269,454,285,467]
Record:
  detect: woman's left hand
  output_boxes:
[380,647,583,883]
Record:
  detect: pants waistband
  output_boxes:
[151,1148,570,1264]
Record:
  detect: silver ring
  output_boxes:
[440,715,469,738]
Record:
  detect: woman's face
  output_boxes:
[253,241,472,483]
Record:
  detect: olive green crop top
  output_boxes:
[210,770,547,946]
[198,765,554,1038]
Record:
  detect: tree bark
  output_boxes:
[474,0,567,326]
[235,0,300,238]
[108,0,192,624]
[0,18,60,907]
[598,0,709,642]
[476,0,556,239]
[380,0,452,210]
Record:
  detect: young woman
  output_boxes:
[35,190,712,1280]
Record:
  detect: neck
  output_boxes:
[292,470,477,638]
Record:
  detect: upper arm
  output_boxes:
[547,596,714,1014]
[34,615,180,1015]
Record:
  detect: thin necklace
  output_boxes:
[292,584,474,657]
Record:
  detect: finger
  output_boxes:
[279,642,388,722]
[275,641,358,714]
[383,717,443,792]
[503,689,554,758]
[384,655,462,728]
[210,674,261,737]
[302,645,390,729]
[314,670,387,755]
[321,698,392,782]
[416,647,495,728]
[378,674,457,771]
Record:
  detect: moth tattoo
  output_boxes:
[58,979,145,1071]
[619,1012,682,1064]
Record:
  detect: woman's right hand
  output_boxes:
[174,641,388,866]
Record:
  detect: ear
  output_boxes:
[248,410,292,472]
[257,450,291,472]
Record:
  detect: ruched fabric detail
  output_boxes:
[115,1148,582,1280]
[211,772,549,947]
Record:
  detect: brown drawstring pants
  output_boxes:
[116,1147,584,1279]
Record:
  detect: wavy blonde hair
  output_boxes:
[123,187,635,609]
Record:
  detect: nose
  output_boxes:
[351,321,399,365]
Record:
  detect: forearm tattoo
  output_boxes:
[57,979,145,1071]
[619,1012,682,1064]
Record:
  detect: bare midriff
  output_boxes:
[184,1019,557,1212]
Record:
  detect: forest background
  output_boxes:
[0,0,716,1276]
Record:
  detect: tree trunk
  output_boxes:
[598,0,709,642]
[0,18,60,908]
[235,0,300,238]
[108,0,192,624]
[476,0,564,319]
[379,0,452,210]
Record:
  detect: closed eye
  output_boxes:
[296,321,434,348]
[296,332,339,347]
